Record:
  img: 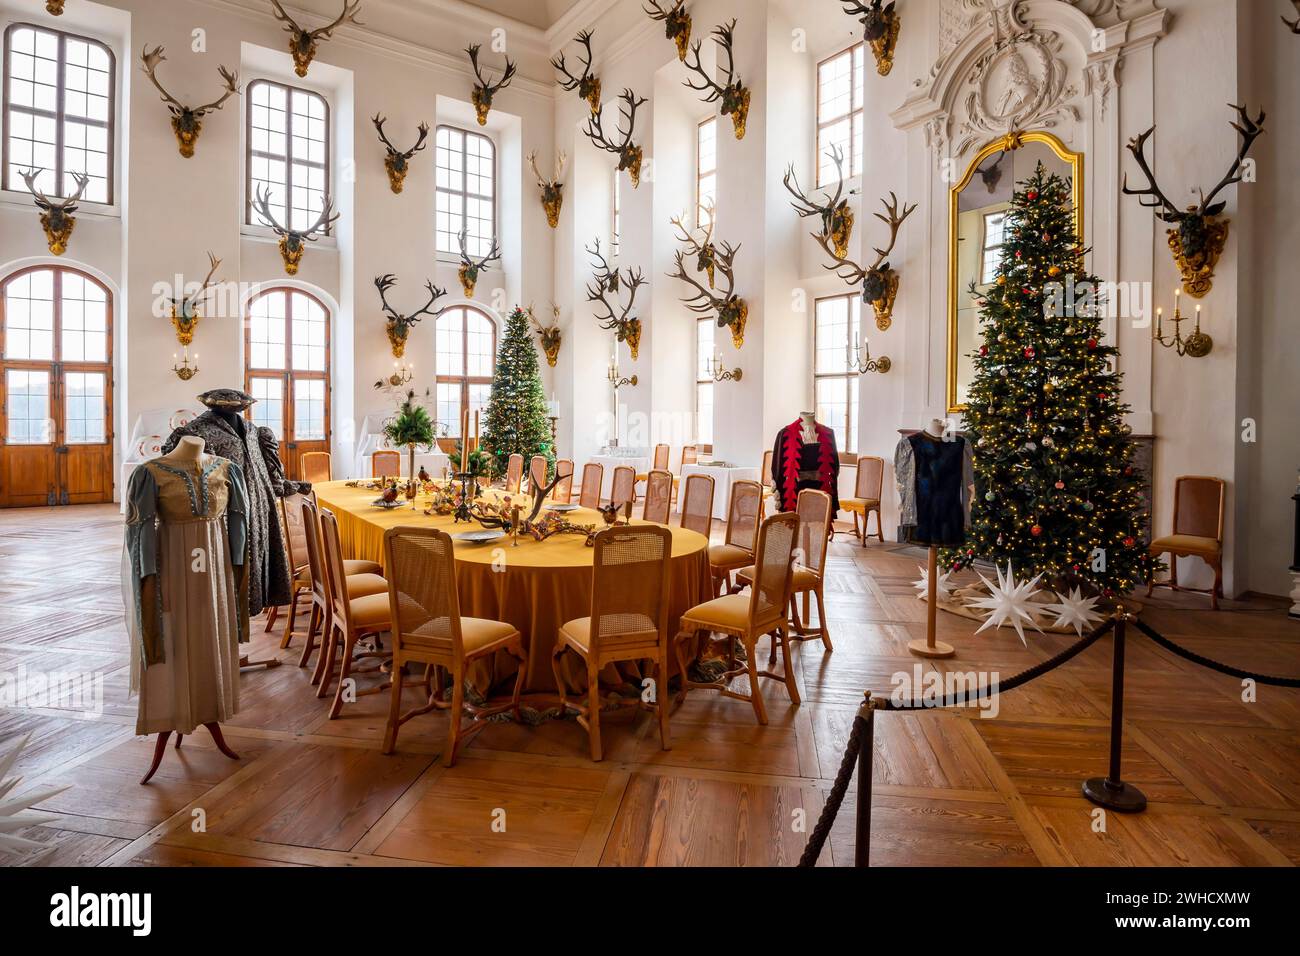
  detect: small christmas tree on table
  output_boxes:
[481,305,556,480]
[944,163,1153,600]
[382,389,436,482]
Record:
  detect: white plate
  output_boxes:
[548,503,580,513]
[452,529,506,544]
[372,499,404,509]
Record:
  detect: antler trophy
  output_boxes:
[251,184,339,275]
[551,30,601,114]
[140,46,239,158]
[529,304,563,368]
[372,115,428,194]
[528,150,568,229]
[46,1,66,14]
[1122,102,1266,297]
[584,89,648,187]
[166,252,222,354]
[682,19,750,140]
[669,199,718,287]
[586,239,647,360]
[668,237,748,349]
[813,192,915,331]
[466,44,516,126]
[784,145,857,260]
[457,228,502,298]
[1284,1,1300,32]
[644,1,692,61]
[18,169,89,256]
[269,1,363,78]
[376,274,446,359]
[842,1,901,76]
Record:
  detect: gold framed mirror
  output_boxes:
[947,130,1083,412]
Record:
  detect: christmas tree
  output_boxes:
[481,306,556,480]
[944,163,1154,598]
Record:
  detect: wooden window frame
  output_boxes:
[696,115,716,227]
[435,123,496,258]
[815,41,864,187]
[242,287,331,445]
[1,21,116,204]
[244,77,332,235]
[695,315,714,447]
[436,304,496,438]
[813,292,860,456]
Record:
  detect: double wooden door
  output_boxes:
[0,267,113,508]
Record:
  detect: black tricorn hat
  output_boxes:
[197,388,256,410]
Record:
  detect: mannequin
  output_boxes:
[772,411,840,515]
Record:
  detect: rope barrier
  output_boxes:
[1133,618,1300,687]
[798,695,870,868]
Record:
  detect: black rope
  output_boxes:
[1133,618,1300,687]
[798,707,867,868]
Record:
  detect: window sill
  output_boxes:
[240,223,339,251]
[0,188,122,220]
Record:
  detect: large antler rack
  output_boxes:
[583,89,647,187]
[643,1,692,61]
[783,144,856,259]
[669,199,718,287]
[528,150,569,229]
[140,45,240,158]
[681,19,749,139]
[811,191,914,330]
[456,228,502,298]
[269,0,364,77]
[251,183,339,276]
[551,29,602,113]
[466,43,517,126]
[376,273,446,358]
[372,114,429,193]
[667,236,748,348]
[585,239,647,359]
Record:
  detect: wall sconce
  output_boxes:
[852,333,891,374]
[705,352,743,382]
[384,360,414,388]
[607,361,637,390]
[1154,289,1213,358]
[172,348,199,381]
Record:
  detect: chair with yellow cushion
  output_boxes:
[299,450,332,484]
[674,512,800,724]
[579,462,603,509]
[553,458,574,503]
[553,525,673,760]
[610,464,636,515]
[636,443,671,500]
[294,497,384,666]
[505,453,524,493]
[709,479,762,596]
[381,526,527,766]
[1147,475,1226,610]
[372,449,401,479]
[679,473,715,539]
[642,469,673,524]
[528,454,548,494]
[843,455,884,546]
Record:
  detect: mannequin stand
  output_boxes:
[140,723,240,785]
[908,546,955,659]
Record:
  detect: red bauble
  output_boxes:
[1031,524,1043,537]
[1027,190,1038,200]
[1054,480,1065,489]
[1098,392,1109,401]
[979,345,989,356]
[1123,536,1135,547]
[1024,347,1035,358]
[1087,338,1098,349]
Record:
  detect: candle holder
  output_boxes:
[706,353,743,382]
[451,471,481,524]
[384,360,414,388]
[851,334,891,374]
[1154,295,1213,358]
[172,348,199,381]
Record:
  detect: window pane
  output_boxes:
[696,383,713,446]
[248,290,287,370]
[293,378,326,441]
[247,80,329,232]
[465,312,495,377]
[696,319,714,381]
[3,269,55,360]
[815,295,850,375]
[291,293,327,371]
[60,272,108,362]
[817,43,865,183]
[5,369,51,444]
[436,382,460,437]
[248,376,284,438]
[815,378,849,453]
[817,49,853,121]
[437,309,464,377]
[697,118,717,176]
[435,126,494,255]
[64,370,105,444]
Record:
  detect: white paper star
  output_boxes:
[1043,586,1103,636]
[967,561,1045,645]
[913,564,955,603]
[0,733,68,854]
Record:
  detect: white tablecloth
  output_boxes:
[589,454,650,499]
[366,450,451,480]
[681,464,760,520]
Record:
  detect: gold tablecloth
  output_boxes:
[314,480,713,695]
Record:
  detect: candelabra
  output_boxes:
[705,353,743,382]
[172,347,199,381]
[1154,289,1213,358]
[851,333,891,374]
[384,359,414,388]
[607,359,636,448]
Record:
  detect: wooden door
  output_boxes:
[0,268,113,508]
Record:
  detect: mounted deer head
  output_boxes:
[668,237,748,349]
[1285,1,1300,33]
[251,184,339,276]
[457,228,502,298]
[466,44,516,126]
[551,30,601,114]
[376,274,446,359]
[528,304,563,368]
[18,168,89,256]
[682,19,749,140]
[269,0,363,77]
[976,149,1006,193]
[669,199,718,287]
[372,114,428,194]
[1122,102,1265,297]
[643,1,692,61]
[140,46,239,158]
[584,89,647,187]
[842,1,901,75]
[783,145,857,259]
[166,252,223,346]
[813,191,915,330]
[529,150,568,229]
[586,239,647,360]
[46,1,66,14]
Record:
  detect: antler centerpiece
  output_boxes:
[457,228,502,298]
[372,115,428,194]
[269,1,363,78]
[551,30,602,114]
[682,20,749,140]
[140,46,239,158]
[784,145,857,260]
[842,2,901,76]
[376,274,447,359]
[467,44,517,126]
[1122,102,1266,297]
[584,89,647,187]
[166,252,223,348]
[529,150,568,229]
[668,234,748,349]
[529,304,563,368]
[251,184,339,275]
[19,169,89,256]
[813,191,915,331]
[586,239,647,360]
[644,1,692,61]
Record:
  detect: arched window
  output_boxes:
[435,125,495,256]
[245,79,330,233]
[3,22,115,203]
[435,305,496,438]
[1,266,113,506]
[244,287,330,479]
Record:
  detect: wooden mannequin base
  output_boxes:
[907,638,955,659]
[140,722,239,785]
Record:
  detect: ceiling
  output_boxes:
[465,0,584,30]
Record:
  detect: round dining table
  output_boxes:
[313,480,714,696]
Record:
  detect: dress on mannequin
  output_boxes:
[894,421,974,547]
[772,412,840,515]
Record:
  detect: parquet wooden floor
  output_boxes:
[2,503,1298,867]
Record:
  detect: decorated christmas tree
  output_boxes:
[944,163,1154,598]
[481,305,556,480]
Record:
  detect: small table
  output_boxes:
[590,454,649,500]
[681,463,760,520]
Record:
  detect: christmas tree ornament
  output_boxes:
[0,734,69,854]
[968,561,1045,645]
[1044,587,1103,636]
[912,564,956,603]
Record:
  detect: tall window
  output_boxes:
[814,293,861,454]
[435,305,496,437]
[695,318,714,446]
[697,116,716,226]
[244,288,330,444]
[816,43,864,185]
[246,79,330,232]
[436,125,495,257]
[611,171,621,260]
[3,23,114,203]
[980,210,1007,284]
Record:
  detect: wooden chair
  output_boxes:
[737,489,833,653]
[372,449,401,479]
[636,443,671,499]
[642,469,673,524]
[844,455,884,546]
[317,508,394,718]
[381,526,527,766]
[505,453,524,493]
[681,445,698,466]
[760,449,774,490]
[709,479,762,595]
[554,458,574,503]
[674,512,801,724]
[1147,475,1226,609]
[610,465,636,515]
[679,473,715,539]
[579,462,603,509]
[528,454,548,493]
[296,498,385,668]
[300,451,332,484]
[553,525,674,760]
